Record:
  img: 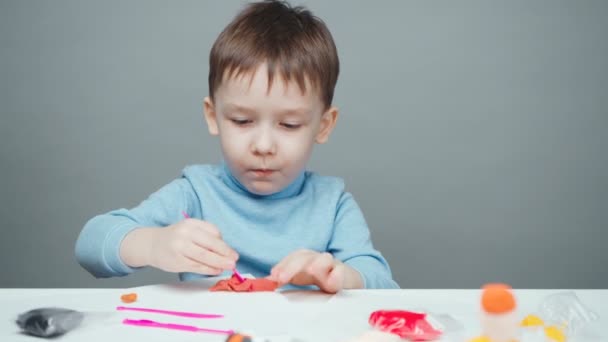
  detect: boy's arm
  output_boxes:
[329,192,400,289]
[75,178,196,278]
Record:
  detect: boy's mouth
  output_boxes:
[250,169,276,177]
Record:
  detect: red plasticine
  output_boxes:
[210,274,279,292]
[369,310,442,341]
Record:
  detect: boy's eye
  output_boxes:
[281,123,301,130]
[230,118,252,126]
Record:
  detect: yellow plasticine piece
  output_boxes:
[545,325,566,342]
[469,336,520,342]
[468,336,491,342]
[521,314,544,327]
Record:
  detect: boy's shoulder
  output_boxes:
[181,164,222,178]
[303,170,345,192]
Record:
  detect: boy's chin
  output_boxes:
[245,180,285,196]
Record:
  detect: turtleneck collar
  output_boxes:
[220,160,305,200]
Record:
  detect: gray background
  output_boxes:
[1,0,606,289]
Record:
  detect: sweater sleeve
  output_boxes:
[328,192,400,289]
[75,177,196,278]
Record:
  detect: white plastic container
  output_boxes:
[479,283,518,342]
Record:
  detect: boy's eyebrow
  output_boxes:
[278,108,311,117]
[223,103,310,117]
[223,103,258,115]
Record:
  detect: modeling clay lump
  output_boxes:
[120,293,138,303]
[210,274,278,292]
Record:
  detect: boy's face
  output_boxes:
[204,64,338,195]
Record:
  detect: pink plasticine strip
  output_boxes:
[116,306,223,319]
[181,211,245,283]
[123,319,234,335]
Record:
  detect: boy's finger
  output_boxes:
[183,257,223,276]
[270,251,300,279]
[319,263,345,294]
[267,268,280,281]
[184,218,222,239]
[308,252,334,276]
[277,255,314,284]
[195,221,222,238]
[191,232,238,260]
[308,253,338,291]
[185,244,236,270]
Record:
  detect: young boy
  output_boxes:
[75,0,399,292]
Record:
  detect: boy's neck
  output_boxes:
[220,160,306,200]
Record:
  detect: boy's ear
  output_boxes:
[315,106,339,144]
[203,97,219,136]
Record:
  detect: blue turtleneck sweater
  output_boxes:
[75,163,399,289]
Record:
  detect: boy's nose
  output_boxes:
[251,128,277,155]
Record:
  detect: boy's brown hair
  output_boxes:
[208,0,339,109]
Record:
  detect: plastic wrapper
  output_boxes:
[537,291,598,335]
[16,307,85,338]
[519,291,599,342]
[369,309,463,341]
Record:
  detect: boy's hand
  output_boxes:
[268,249,363,293]
[121,218,239,275]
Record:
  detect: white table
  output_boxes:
[1,279,606,342]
